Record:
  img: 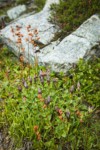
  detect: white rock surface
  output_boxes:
[7,5,26,19]
[0,0,100,73]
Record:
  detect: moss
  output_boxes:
[34,0,46,12]
[50,0,100,39]
[0,5,12,16]
[16,0,28,4]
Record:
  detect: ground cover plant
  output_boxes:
[34,0,46,12]
[16,0,28,4]
[0,46,100,150]
[16,0,46,11]
[50,0,100,38]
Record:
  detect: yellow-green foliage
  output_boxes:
[0,47,100,150]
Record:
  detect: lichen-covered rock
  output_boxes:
[38,15,100,73]
[7,5,27,19]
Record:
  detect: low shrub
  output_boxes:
[34,0,46,12]
[0,47,100,149]
[16,0,28,4]
[50,0,100,38]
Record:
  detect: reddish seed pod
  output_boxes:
[58,115,63,120]
[37,94,42,99]
[26,38,28,41]
[43,104,47,109]
[80,119,84,123]
[28,33,33,36]
[41,72,47,77]
[33,125,38,132]
[21,47,25,52]
[31,40,35,44]
[58,109,63,115]
[20,34,24,37]
[76,110,81,117]
[55,106,63,115]
[37,134,41,140]
[19,55,24,62]
[27,25,31,29]
[55,106,60,112]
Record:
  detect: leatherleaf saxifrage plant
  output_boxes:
[0,46,100,150]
